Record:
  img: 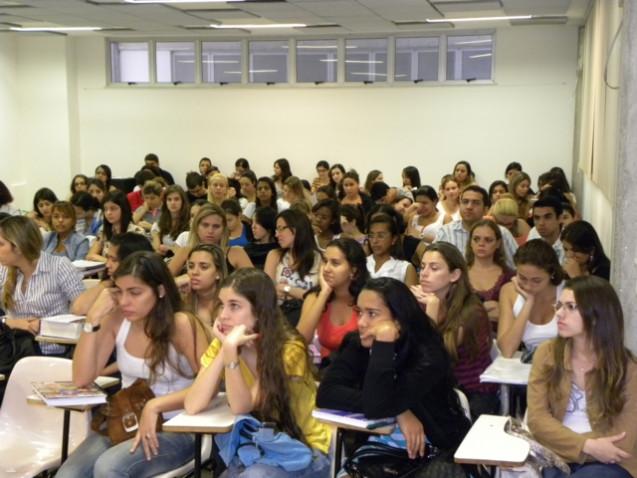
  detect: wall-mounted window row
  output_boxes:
[109,33,494,85]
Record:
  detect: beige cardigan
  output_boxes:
[527,339,637,477]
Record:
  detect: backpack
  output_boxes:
[0,322,41,403]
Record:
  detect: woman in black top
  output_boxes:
[317,277,470,459]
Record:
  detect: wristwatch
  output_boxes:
[283,285,291,295]
[83,322,101,334]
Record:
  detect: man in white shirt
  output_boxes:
[435,185,518,268]
[526,196,565,264]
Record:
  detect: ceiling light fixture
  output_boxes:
[125,0,245,4]
[469,53,492,59]
[10,26,102,32]
[426,15,532,23]
[210,23,306,29]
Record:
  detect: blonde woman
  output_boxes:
[491,196,531,246]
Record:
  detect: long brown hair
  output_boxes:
[158,185,190,240]
[184,244,227,327]
[466,219,509,270]
[113,251,192,383]
[0,216,43,311]
[188,203,228,250]
[544,276,634,429]
[424,242,488,361]
[221,268,314,444]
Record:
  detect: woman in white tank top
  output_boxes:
[57,251,209,478]
[498,239,566,357]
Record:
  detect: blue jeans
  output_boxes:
[55,431,194,478]
[543,462,632,478]
[220,451,330,478]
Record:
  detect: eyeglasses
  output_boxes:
[554,301,578,312]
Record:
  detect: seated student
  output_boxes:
[505,161,523,182]
[238,170,258,220]
[437,175,461,221]
[231,157,250,181]
[244,207,278,270]
[402,165,422,194]
[311,199,340,252]
[0,216,84,356]
[366,213,418,286]
[363,169,383,196]
[71,232,154,315]
[298,238,369,367]
[329,163,346,192]
[311,160,331,193]
[561,221,611,281]
[411,242,498,418]
[208,173,234,206]
[87,177,108,205]
[127,168,156,212]
[273,157,293,198]
[560,201,577,227]
[490,196,531,246]
[27,187,58,232]
[95,164,118,193]
[498,239,565,358]
[0,180,20,216]
[264,209,321,327]
[528,276,637,478]
[527,195,565,264]
[184,268,331,477]
[58,251,207,476]
[283,176,313,212]
[340,172,373,215]
[198,157,213,179]
[509,172,533,220]
[71,191,102,236]
[185,171,208,204]
[338,204,368,251]
[133,180,163,233]
[222,199,252,248]
[151,185,190,257]
[70,174,89,196]
[178,244,227,332]
[144,152,175,185]
[466,219,514,325]
[316,185,337,203]
[42,201,89,261]
[452,161,475,191]
[317,278,471,464]
[87,191,145,263]
[169,204,253,276]
[406,186,449,244]
[255,176,280,212]
[488,180,508,208]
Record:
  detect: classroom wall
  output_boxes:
[0,36,21,206]
[5,25,579,213]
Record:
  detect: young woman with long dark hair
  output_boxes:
[560,221,611,281]
[528,276,637,478]
[151,185,190,256]
[185,268,331,477]
[27,187,58,231]
[273,158,292,198]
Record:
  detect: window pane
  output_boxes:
[249,41,288,83]
[395,37,439,82]
[202,41,242,84]
[156,42,195,83]
[345,38,387,83]
[110,42,149,83]
[296,39,337,83]
[446,34,493,81]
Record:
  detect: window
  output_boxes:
[446,34,493,81]
[156,42,195,83]
[296,39,338,83]
[345,38,387,83]
[249,41,288,83]
[395,37,439,82]
[202,41,242,84]
[110,42,149,83]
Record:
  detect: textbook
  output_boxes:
[312,408,395,430]
[32,381,107,407]
[40,314,85,340]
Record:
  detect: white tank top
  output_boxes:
[513,283,563,351]
[115,319,194,419]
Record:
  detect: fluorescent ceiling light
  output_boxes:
[125,0,244,3]
[249,69,278,73]
[426,15,532,23]
[202,60,239,64]
[10,26,102,32]
[469,53,492,59]
[455,39,492,45]
[345,60,384,64]
[210,23,306,29]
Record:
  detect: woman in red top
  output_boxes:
[298,238,369,367]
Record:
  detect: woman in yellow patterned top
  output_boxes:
[185,268,331,477]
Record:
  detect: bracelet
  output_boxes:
[225,360,240,370]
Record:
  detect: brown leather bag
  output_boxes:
[91,378,163,445]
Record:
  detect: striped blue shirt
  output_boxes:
[0,252,85,354]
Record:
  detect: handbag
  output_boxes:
[344,442,468,478]
[91,378,163,445]
[0,321,40,403]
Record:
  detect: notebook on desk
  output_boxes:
[312,408,395,430]
[32,381,106,407]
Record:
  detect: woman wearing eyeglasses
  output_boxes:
[528,276,637,478]
[498,239,565,358]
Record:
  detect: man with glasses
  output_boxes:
[434,185,518,268]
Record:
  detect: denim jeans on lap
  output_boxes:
[219,451,330,478]
[55,430,194,478]
[543,462,632,478]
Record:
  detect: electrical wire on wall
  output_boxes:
[604,18,623,90]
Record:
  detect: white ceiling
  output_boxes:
[0,0,592,37]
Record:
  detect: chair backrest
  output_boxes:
[0,356,89,443]
[455,388,472,421]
